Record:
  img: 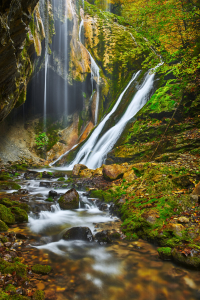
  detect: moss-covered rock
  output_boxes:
[58,188,79,210]
[0,259,27,278]
[0,198,30,213]
[0,204,15,225]
[172,248,200,269]
[0,220,8,232]
[157,247,172,260]
[0,182,21,191]
[32,264,52,275]
[10,207,28,223]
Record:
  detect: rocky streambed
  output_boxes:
[0,162,200,299]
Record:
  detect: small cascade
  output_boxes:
[79,19,100,125]
[65,71,141,169]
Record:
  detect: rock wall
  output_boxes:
[0,0,43,122]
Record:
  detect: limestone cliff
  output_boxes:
[0,0,44,122]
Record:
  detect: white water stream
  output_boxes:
[64,68,157,169]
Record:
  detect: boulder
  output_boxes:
[79,169,93,178]
[94,230,112,244]
[49,190,58,197]
[63,227,93,242]
[166,223,184,237]
[58,188,79,210]
[103,164,126,181]
[192,182,200,196]
[72,164,88,176]
[123,169,136,183]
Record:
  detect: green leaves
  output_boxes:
[35,132,49,150]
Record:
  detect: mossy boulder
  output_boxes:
[10,207,28,223]
[32,264,52,275]
[0,182,21,191]
[0,204,15,225]
[172,248,200,269]
[63,227,93,242]
[103,164,126,181]
[0,220,8,232]
[33,290,45,300]
[72,164,88,176]
[0,198,30,213]
[58,188,79,210]
[157,247,172,260]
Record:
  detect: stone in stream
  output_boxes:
[72,164,88,176]
[103,164,126,181]
[58,188,79,209]
[63,227,93,242]
[94,230,112,244]
[49,190,58,197]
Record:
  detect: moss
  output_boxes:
[157,247,172,260]
[33,290,45,300]
[5,284,16,293]
[172,248,200,269]
[0,290,9,300]
[11,295,29,300]
[45,197,54,202]
[32,264,52,275]
[57,177,65,181]
[0,174,12,181]
[0,199,30,213]
[0,205,15,225]
[1,236,8,243]
[0,259,27,279]
[10,207,28,223]
[0,220,8,232]
[0,182,21,190]
[89,190,104,200]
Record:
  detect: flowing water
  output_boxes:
[7,172,200,300]
[62,68,156,170]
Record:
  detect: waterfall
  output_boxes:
[63,71,141,169]
[79,19,100,125]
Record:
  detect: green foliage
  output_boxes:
[35,132,49,150]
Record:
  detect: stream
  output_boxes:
[6,169,200,300]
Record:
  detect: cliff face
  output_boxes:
[0,0,42,122]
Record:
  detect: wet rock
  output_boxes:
[94,230,112,244]
[63,227,93,242]
[17,189,29,195]
[99,203,108,211]
[39,182,53,188]
[58,188,79,210]
[103,164,126,181]
[4,242,11,247]
[24,170,38,179]
[42,171,53,179]
[49,190,58,197]
[16,233,28,239]
[172,248,200,269]
[72,164,88,176]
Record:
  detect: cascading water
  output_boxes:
[51,71,140,167]
[64,68,159,169]
[79,18,100,125]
